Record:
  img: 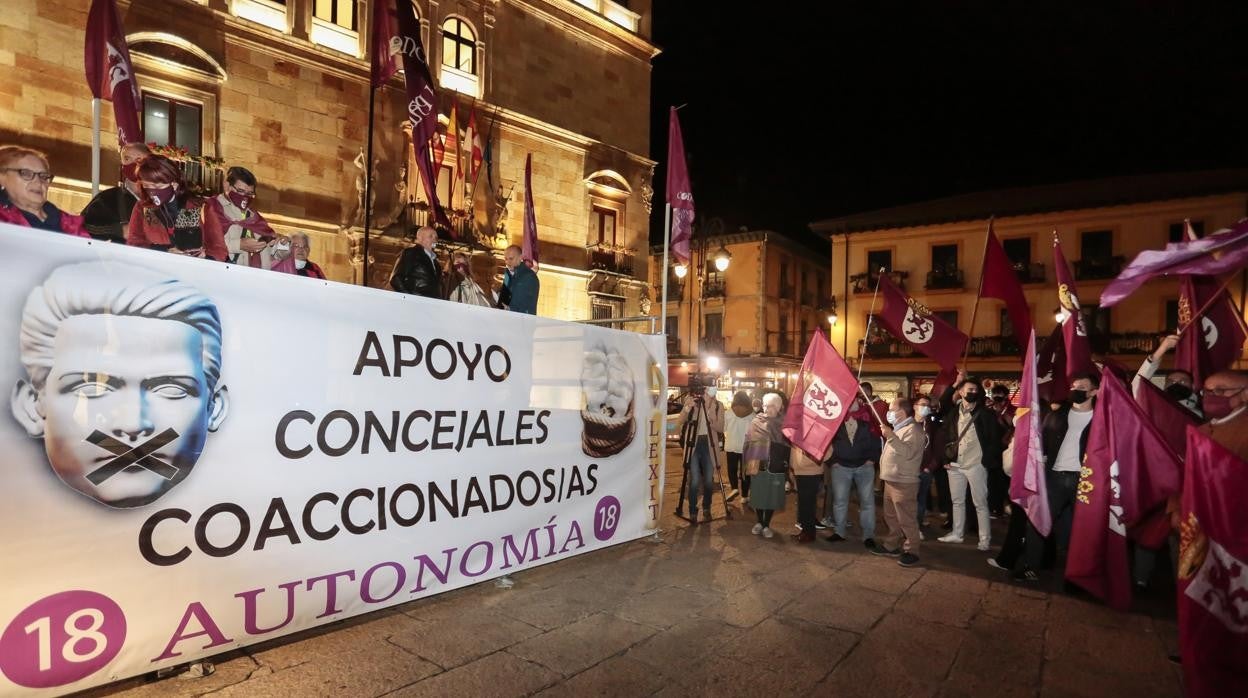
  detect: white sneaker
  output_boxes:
[977,540,991,552]
[726,488,739,501]
[762,527,774,539]
[938,533,963,544]
[752,523,763,535]
[919,531,926,541]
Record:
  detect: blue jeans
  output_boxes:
[831,463,876,540]
[687,436,715,513]
[916,470,933,526]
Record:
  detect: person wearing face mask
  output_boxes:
[744,392,789,538]
[678,382,725,524]
[914,395,942,536]
[204,167,277,269]
[269,232,326,279]
[447,252,494,306]
[1014,372,1099,582]
[986,383,1017,518]
[0,145,88,237]
[825,397,883,547]
[937,374,1003,552]
[723,391,755,502]
[126,155,227,261]
[80,142,150,243]
[874,397,927,566]
[1132,334,1203,418]
[1197,371,1248,459]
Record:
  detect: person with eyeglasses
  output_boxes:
[1197,371,1248,460]
[203,166,277,269]
[126,154,227,261]
[0,145,88,237]
[80,142,150,243]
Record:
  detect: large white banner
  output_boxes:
[0,224,666,695]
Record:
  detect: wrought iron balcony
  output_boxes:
[1074,256,1125,281]
[700,335,725,353]
[666,335,679,354]
[703,276,726,299]
[586,245,635,276]
[664,281,684,301]
[966,335,1024,357]
[1105,332,1153,355]
[859,337,922,359]
[926,268,964,290]
[1014,261,1046,284]
[851,270,908,294]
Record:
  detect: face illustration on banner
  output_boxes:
[804,376,841,421]
[9,262,229,508]
[902,308,934,344]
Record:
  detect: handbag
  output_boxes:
[943,414,974,463]
[748,470,787,511]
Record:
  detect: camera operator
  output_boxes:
[678,380,725,524]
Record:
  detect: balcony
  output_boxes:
[926,268,964,290]
[149,145,224,197]
[403,203,477,242]
[1014,261,1046,284]
[1074,256,1125,281]
[703,276,726,299]
[1105,332,1153,356]
[851,270,908,294]
[859,337,922,360]
[666,335,679,354]
[586,245,635,276]
[966,335,1024,357]
[700,335,725,353]
[664,281,684,301]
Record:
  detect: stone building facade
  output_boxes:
[2,0,657,323]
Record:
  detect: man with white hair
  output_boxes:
[10,261,229,508]
[272,231,326,279]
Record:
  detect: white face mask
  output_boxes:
[885,410,898,425]
[295,259,307,270]
[917,405,931,419]
[704,387,717,399]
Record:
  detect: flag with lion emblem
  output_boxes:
[874,273,968,372]
[782,329,858,461]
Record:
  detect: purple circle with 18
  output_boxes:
[0,590,126,689]
[593,495,622,541]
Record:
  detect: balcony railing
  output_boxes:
[405,203,477,241]
[859,337,922,360]
[666,335,679,354]
[1014,261,1046,284]
[586,245,635,276]
[966,335,1024,357]
[665,281,684,301]
[700,335,725,353]
[703,277,726,299]
[1105,332,1153,355]
[1075,256,1125,281]
[926,268,964,290]
[851,270,908,294]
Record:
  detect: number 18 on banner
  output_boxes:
[1,591,127,689]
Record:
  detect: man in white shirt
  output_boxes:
[1133,334,1202,417]
[1015,373,1099,582]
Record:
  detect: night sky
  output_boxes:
[647,2,1248,245]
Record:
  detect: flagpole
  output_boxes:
[1177,273,1248,339]
[362,85,376,287]
[91,98,101,196]
[855,266,885,383]
[660,203,672,342]
[856,385,889,429]
[962,216,993,369]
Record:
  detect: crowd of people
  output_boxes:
[0,143,538,312]
[677,348,1248,583]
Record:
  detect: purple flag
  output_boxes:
[1100,219,1248,306]
[387,0,449,231]
[522,154,539,270]
[1010,329,1051,536]
[85,0,143,147]
[1054,234,1094,380]
[665,107,693,265]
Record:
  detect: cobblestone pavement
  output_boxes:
[87,448,1182,697]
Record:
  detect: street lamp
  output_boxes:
[705,355,720,371]
[826,295,839,327]
[673,262,688,279]
[712,244,732,272]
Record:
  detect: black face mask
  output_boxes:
[1069,389,1089,405]
[1165,384,1193,402]
[963,392,980,403]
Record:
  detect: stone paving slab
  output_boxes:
[86,447,1183,698]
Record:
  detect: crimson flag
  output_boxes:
[1134,377,1199,459]
[466,108,483,185]
[368,0,398,88]
[382,0,449,230]
[84,0,142,147]
[1176,275,1247,389]
[1102,369,1183,525]
[873,274,968,372]
[1101,219,1248,306]
[1053,234,1094,380]
[1036,324,1068,404]
[980,221,1032,349]
[522,154,539,270]
[665,107,694,265]
[1010,329,1052,536]
[782,329,858,461]
[1178,427,1248,698]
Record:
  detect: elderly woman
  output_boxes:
[743,392,790,539]
[447,252,494,306]
[203,166,276,268]
[272,232,326,278]
[0,145,88,236]
[80,142,149,242]
[126,154,227,261]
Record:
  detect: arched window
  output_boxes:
[441,18,477,74]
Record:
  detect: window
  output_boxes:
[592,298,622,326]
[778,315,789,354]
[935,310,958,329]
[705,312,723,339]
[1081,230,1113,260]
[1081,304,1111,335]
[867,249,892,274]
[233,0,288,33]
[442,18,477,73]
[436,164,453,207]
[1169,220,1204,243]
[778,258,790,295]
[142,93,202,155]
[931,244,958,273]
[800,319,809,347]
[313,0,356,30]
[665,315,678,337]
[1165,300,1180,331]
[590,206,617,246]
[1003,237,1031,267]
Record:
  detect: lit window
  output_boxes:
[311,0,359,55]
[233,0,288,33]
[313,0,356,30]
[143,93,202,156]
[590,206,617,246]
[440,17,479,97]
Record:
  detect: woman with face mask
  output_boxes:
[126,155,227,261]
[203,166,277,268]
[0,145,89,237]
[743,392,789,538]
[447,252,495,306]
[79,142,150,243]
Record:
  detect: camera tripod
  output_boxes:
[675,396,733,523]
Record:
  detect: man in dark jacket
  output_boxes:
[825,398,883,548]
[987,383,1017,517]
[937,374,1003,551]
[1015,372,1099,582]
[502,244,539,315]
[390,226,443,299]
